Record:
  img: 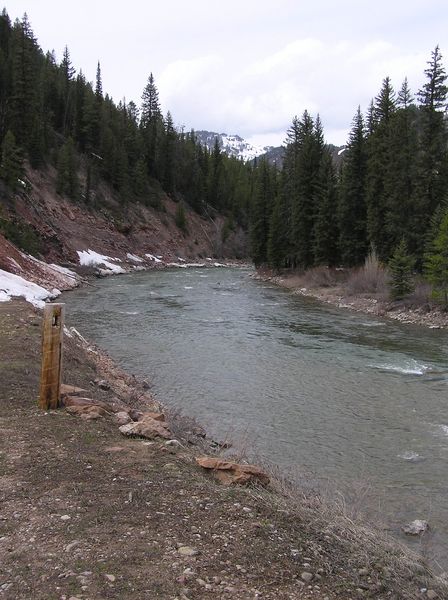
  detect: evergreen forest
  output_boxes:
[1,9,448,294]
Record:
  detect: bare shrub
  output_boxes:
[300,266,340,288]
[347,249,389,296]
[405,280,433,309]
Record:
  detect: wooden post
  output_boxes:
[39,303,64,409]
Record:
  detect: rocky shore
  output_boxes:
[253,271,448,330]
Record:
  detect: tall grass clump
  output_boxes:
[347,247,388,296]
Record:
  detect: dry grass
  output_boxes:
[248,462,448,599]
[347,250,389,296]
[404,280,433,309]
[299,266,342,288]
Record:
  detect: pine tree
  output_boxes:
[424,208,448,308]
[313,150,339,266]
[385,79,418,255]
[388,239,414,299]
[291,110,321,268]
[338,108,368,266]
[140,72,162,177]
[250,159,274,266]
[365,77,396,260]
[95,61,103,99]
[9,14,39,148]
[60,45,76,135]
[56,137,78,198]
[0,130,23,190]
[267,178,290,270]
[162,111,176,194]
[413,46,448,266]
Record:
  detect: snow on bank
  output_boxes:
[77,250,125,274]
[0,269,60,308]
[126,253,143,263]
[145,254,162,263]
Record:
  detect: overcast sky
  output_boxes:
[6,0,448,146]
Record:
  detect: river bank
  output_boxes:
[253,269,448,330]
[1,294,447,597]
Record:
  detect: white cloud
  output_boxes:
[160,38,430,146]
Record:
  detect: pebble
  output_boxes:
[301,572,313,583]
[60,515,70,521]
[166,439,182,447]
[178,546,200,557]
[105,574,116,582]
[358,568,369,577]
[64,540,80,553]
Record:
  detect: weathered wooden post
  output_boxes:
[39,303,64,409]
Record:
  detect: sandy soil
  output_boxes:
[0,300,446,599]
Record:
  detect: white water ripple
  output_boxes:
[370,360,431,376]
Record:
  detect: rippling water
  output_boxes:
[64,267,448,567]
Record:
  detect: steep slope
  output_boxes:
[0,163,248,291]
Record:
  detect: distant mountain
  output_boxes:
[194,130,274,162]
[193,130,346,170]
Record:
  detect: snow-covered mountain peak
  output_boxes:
[194,130,273,161]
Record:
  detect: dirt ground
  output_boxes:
[0,300,446,600]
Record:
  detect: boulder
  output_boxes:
[60,384,87,397]
[142,411,166,422]
[119,414,171,440]
[402,519,429,535]
[66,405,107,420]
[63,395,132,415]
[114,411,132,426]
[196,456,270,486]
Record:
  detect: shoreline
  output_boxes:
[253,270,448,330]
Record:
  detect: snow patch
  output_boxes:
[77,249,125,274]
[7,257,23,272]
[0,269,60,308]
[49,263,78,279]
[145,253,162,263]
[126,253,143,263]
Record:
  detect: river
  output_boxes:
[64,266,448,568]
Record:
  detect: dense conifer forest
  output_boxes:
[1,9,448,297]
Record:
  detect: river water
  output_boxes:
[64,267,448,567]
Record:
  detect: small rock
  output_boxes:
[96,379,111,390]
[196,578,207,587]
[64,540,80,552]
[301,572,313,583]
[115,411,131,426]
[426,591,438,600]
[60,515,70,521]
[177,546,200,557]
[166,439,182,447]
[402,519,429,535]
[358,568,369,576]
[104,574,116,582]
